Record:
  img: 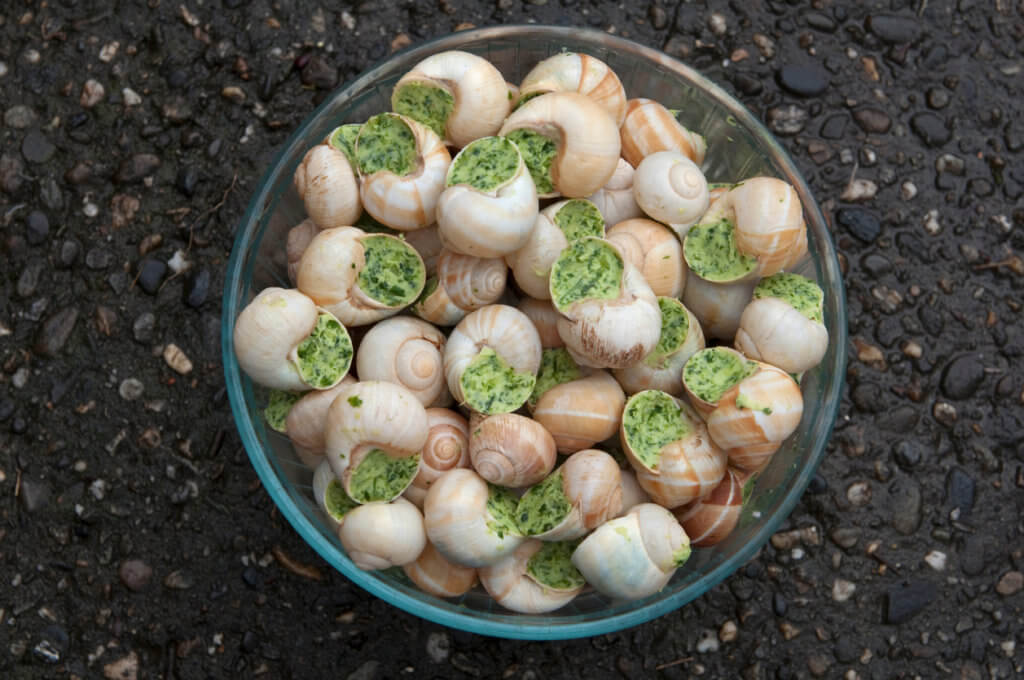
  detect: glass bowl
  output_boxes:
[222,25,847,640]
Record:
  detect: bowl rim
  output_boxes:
[222,24,847,640]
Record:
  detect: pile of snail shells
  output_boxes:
[232,49,832,614]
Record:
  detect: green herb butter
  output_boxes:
[526,540,585,590]
[529,348,581,408]
[324,478,359,520]
[549,238,624,311]
[683,347,758,404]
[447,136,520,191]
[346,449,420,503]
[485,484,522,540]
[357,235,425,307]
[644,297,690,368]
[552,199,605,242]
[672,541,692,567]
[327,124,363,166]
[391,82,454,140]
[460,347,536,415]
[517,471,572,536]
[295,312,353,389]
[356,113,418,177]
[754,272,824,323]
[622,391,693,470]
[684,219,757,282]
[504,128,557,194]
[264,390,301,433]
[513,90,546,111]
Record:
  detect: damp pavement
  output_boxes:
[1,1,1023,679]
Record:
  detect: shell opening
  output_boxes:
[459,347,536,415]
[447,136,520,192]
[753,272,824,323]
[643,298,690,368]
[392,81,454,140]
[552,199,605,242]
[347,449,421,503]
[549,238,623,311]
[526,540,585,591]
[683,347,758,404]
[516,471,571,536]
[683,219,757,282]
[356,235,426,308]
[356,113,418,176]
[622,391,694,470]
[504,128,557,194]
[328,124,362,166]
[324,478,359,521]
[294,312,353,389]
[485,483,523,540]
[264,389,301,433]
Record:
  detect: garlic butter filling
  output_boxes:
[552,199,605,242]
[517,471,571,535]
[324,478,359,520]
[684,218,757,282]
[622,391,693,469]
[485,483,522,540]
[263,389,300,433]
[347,449,421,503]
[447,136,520,192]
[549,238,623,311]
[356,113,418,176]
[754,272,824,323]
[643,297,690,368]
[527,541,585,590]
[683,347,758,404]
[460,347,536,415]
[529,348,580,408]
[504,128,557,194]
[391,82,454,140]
[357,235,425,307]
[328,123,362,166]
[295,312,353,389]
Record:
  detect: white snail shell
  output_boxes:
[338,497,427,570]
[403,224,444,278]
[355,316,448,407]
[531,371,625,454]
[312,458,357,533]
[517,297,565,349]
[620,98,706,167]
[605,218,687,299]
[470,412,557,488]
[674,467,747,547]
[613,300,705,398]
[414,249,508,327]
[734,297,828,375]
[403,541,478,598]
[286,218,320,286]
[285,376,357,467]
[517,52,627,127]
[479,539,583,614]
[293,143,362,230]
[587,158,644,227]
[525,449,623,542]
[681,271,756,341]
[632,151,709,238]
[404,408,471,508]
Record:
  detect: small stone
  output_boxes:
[103,651,138,680]
[20,477,51,511]
[163,344,193,375]
[807,654,832,678]
[99,41,120,62]
[184,268,210,308]
[168,249,190,274]
[96,306,117,336]
[119,378,144,401]
[137,258,167,294]
[707,13,727,36]
[1,153,24,193]
[836,207,881,243]
[138,234,162,256]
[892,440,923,469]
[58,240,80,268]
[4,104,38,128]
[935,153,965,174]
[819,114,847,140]
[927,87,949,110]
[924,550,947,571]
[163,569,195,589]
[866,14,921,43]
[767,105,808,135]
[772,592,788,616]
[933,401,957,426]
[995,571,1022,596]
[35,307,78,357]
[176,165,199,196]
[960,535,986,576]
[752,33,775,58]
[85,248,114,270]
[832,579,856,602]
[80,79,105,108]
[222,86,246,104]
[346,660,380,680]
[900,181,917,200]
[119,559,153,591]
[301,54,338,90]
[853,108,891,133]
[162,96,193,124]
[841,178,878,202]
[33,625,69,663]
[885,581,936,624]
[133,312,156,343]
[425,631,450,663]
[846,481,871,506]
[22,130,57,163]
[945,468,975,516]
[116,154,161,183]
[941,355,985,400]
[719,620,738,642]
[910,112,951,147]
[648,5,668,29]
[111,194,140,229]
[122,88,142,106]
[696,629,720,653]
[831,527,860,550]
[835,637,860,664]
[777,64,829,96]
[888,478,921,535]
[26,210,49,245]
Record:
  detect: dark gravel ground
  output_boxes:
[2,1,1023,678]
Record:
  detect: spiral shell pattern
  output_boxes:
[674,467,745,547]
[630,418,728,509]
[517,52,627,127]
[620,98,707,167]
[406,408,470,507]
[356,317,447,407]
[403,541,478,598]
[479,539,582,614]
[470,413,557,488]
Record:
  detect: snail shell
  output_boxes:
[285,376,358,468]
[673,467,747,547]
[355,316,448,407]
[519,449,622,541]
[404,408,471,508]
[423,468,525,568]
[498,92,621,198]
[517,297,564,349]
[357,114,451,231]
[632,151,709,239]
[618,468,653,515]
[392,50,511,148]
[286,218,320,286]
[233,287,352,392]
[338,497,427,570]
[414,249,508,327]
[403,541,478,598]
[532,371,625,454]
[517,52,627,127]
[613,299,705,398]
[571,503,691,601]
[681,346,756,420]
[403,224,443,278]
[312,458,358,533]
[735,297,828,375]
[620,98,706,167]
[605,218,687,299]
[479,539,584,614]
[681,271,756,341]
[293,142,361,230]
[470,412,557,488]
[587,158,644,227]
